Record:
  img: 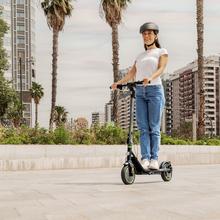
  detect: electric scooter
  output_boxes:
[111,81,173,185]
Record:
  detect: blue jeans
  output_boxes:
[135,85,165,161]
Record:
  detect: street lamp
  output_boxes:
[19,56,23,117]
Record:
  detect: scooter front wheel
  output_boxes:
[121,164,135,185]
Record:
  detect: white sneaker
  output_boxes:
[149,160,159,170]
[141,159,150,170]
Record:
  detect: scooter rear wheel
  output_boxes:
[160,161,172,182]
[121,164,135,185]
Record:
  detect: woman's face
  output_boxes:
[142,30,157,45]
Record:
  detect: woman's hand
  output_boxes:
[143,78,151,86]
[111,82,118,90]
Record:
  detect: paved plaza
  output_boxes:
[0,165,220,220]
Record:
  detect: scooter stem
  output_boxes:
[127,86,135,150]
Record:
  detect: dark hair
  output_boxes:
[144,31,161,50]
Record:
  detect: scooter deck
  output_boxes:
[130,153,170,175]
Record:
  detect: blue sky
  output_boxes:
[35,0,220,128]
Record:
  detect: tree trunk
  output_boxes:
[112,22,120,124]
[49,29,59,130]
[196,0,205,138]
[35,102,38,128]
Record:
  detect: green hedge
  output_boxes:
[0,125,138,145]
[0,125,220,145]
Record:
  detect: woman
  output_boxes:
[111,22,168,170]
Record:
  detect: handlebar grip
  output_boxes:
[136,80,144,84]
[110,84,123,90]
[117,84,123,89]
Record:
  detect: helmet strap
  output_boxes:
[146,40,156,47]
[146,41,155,47]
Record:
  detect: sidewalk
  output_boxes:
[0,165,219,220]
[0,145,220,171]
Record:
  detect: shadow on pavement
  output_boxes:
[55,180,163,186]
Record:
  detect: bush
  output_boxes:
[72,128,95,144]
[0,127,4,140]
[161,133,177,145]
[53,126,71,144]
[0,125,220,145]
[0,128,24,144]
[91,124,127,145]
[133,131,140,145]
[206,138,220,146]
[193,140,206,145]
[161,133,192,145]
[29,128,54,144]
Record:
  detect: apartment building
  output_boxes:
[117,90,138,131]
[0,0,35,126]
[116,68,138,130]
[166,55,220,136]
[164,79,173,135]
[104,100,113,123]
[91,112,105,127]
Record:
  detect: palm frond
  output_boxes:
[30,82,44,105]
[100,0,131,26]
[41,0,73,30]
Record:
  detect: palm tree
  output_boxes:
[196,0,205,138]
[41,0,73,130]
[100,0,131,124]
[30,82,44,128]
[53,105,68,127]
[74,117,89,130]
[7,101,24,128]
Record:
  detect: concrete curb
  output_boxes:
[0,145,220,171]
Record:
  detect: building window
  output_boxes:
[17,0,25,4]
[207,67,214,70]
[17,25,25,31]
[17,36,25,44]
[17,11,24,17]
[17,82,26,91]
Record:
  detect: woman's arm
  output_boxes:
[143,54,168,85]
[111,63,137,90]
[117,63,137,84]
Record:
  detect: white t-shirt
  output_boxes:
[135,48,168,85]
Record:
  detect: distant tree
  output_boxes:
[0,75,20,126]
[41,0,73,130]
[53,105,68,127]
[0,7,9,76]
[196,0,205,138]
[172,121,193,139]
[7,100,24,128]
[30,82,44,128]
[74,117,89,130]
[100,0,131,123]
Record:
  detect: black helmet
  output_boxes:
[139,22,159,34]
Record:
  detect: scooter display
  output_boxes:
[111,81,172,185]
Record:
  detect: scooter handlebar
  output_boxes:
[110,80,144,90]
